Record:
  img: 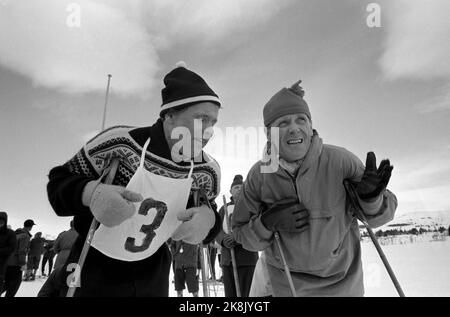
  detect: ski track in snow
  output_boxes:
[10,238,450,297]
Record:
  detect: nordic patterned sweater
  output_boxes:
[47,119,221,274]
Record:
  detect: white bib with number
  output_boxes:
[91,138,193,261]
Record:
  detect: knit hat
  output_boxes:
[160,61,221,117]
[231,174,243,188]
[263,80,311,127]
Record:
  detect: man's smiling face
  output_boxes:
[271,112,313,162]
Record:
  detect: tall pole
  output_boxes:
[67,74,113,297]
[101,74,112,131]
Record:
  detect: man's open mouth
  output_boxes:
[287,138,303,145]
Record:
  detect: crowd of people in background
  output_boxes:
[0,214,78,297]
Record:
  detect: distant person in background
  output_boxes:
[216,175,259,297]
[0,212,17,295]
[53,220,78,270]
[2,219,34,297]
[170,240,199,297]
[41,239,55,277]
[25,232,45,281]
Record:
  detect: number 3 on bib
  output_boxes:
[125,198,168,253]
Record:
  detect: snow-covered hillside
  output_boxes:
[375,210,450,232]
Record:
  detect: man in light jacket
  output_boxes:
[232,81,397,296]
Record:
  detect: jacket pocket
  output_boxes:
[272,208,343,275]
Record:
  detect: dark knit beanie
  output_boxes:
[160,61,220,117]
[231,175,243,188]
[263,80,311,127]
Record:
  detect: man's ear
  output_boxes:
[164,111,175,124]
[308,118,313,134]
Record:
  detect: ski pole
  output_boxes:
[222,195,241,297]
[343,179,406,297]
[274,232,297,297]
[192,189,209,297]
[100,74,112,131]
[66,158,120,297]
[66,74,114,297]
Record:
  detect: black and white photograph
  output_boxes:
[1,0,449,301]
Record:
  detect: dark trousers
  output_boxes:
[208,246,217,279]
[174,266,199,293]
[27,255,41,272]
[1,266,23,297]
[222,265,255,297]
[37,267,67,297]
[41,256,54,275]
[71,245,171,297]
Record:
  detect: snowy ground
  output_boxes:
[11,236,450,297]
[362,236,450,297]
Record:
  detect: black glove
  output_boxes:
[356,152,393,201]
[260,200,309,233]
[222,234,238,249]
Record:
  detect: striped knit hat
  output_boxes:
[160,61,221,117]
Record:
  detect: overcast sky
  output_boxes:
[1,0,449,237]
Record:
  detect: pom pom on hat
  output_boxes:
[231,174,244,188]
[263,79,311,127]
[289,79,305,98]
[175,61,187,68]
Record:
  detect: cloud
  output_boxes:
[0,0,160,96]
[389,148,450,212]
[415,84,450,113]
[0,0,291,96]
[391,149,450,192]
[379,0,450,80]
[103,0,291,47]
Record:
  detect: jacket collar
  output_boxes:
[266,130,323,177]
[297,130,323,176]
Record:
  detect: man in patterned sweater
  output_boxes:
[47,62,222,297]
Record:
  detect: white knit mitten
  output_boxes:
[171,205,215,244]
[83,181,143,227]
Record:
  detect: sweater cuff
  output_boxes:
[81,179,102,207]
[74,178,97,215]
[358,194,383,216]
[202,210,221,245]
[251,216,274,241]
